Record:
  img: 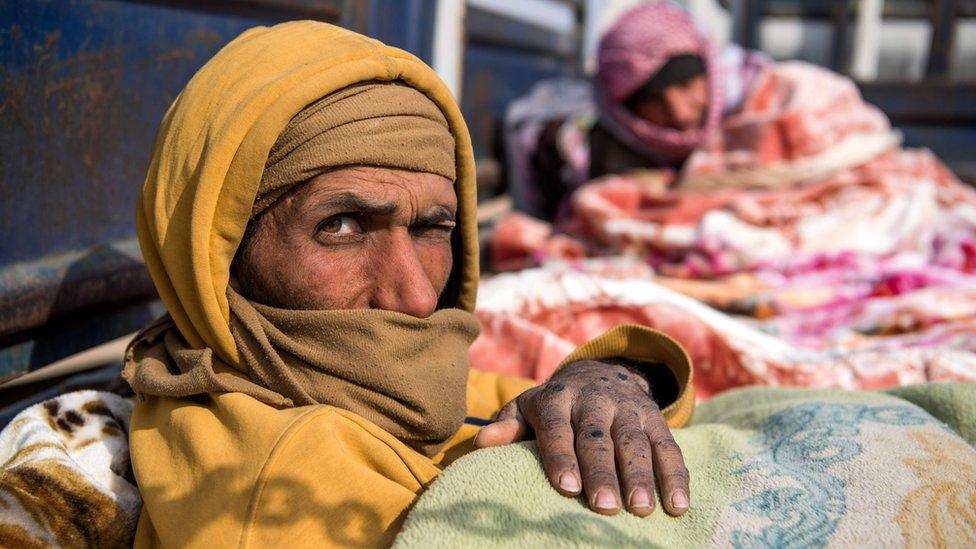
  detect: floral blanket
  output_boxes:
[482,64,976,396]
[470,260,976,398]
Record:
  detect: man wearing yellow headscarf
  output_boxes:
[123,21,695,547]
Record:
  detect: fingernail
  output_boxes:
[671,490,689,509]
[558,472,581,493]
[594,489,618,510]
[629,488,652,509]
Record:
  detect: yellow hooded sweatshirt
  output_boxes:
[128,21,695,548]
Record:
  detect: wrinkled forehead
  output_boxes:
[252,82,456,218]
[260,166,458,219]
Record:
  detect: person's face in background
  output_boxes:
[631,74,708,131]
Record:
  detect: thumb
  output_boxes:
[473,400,530,448]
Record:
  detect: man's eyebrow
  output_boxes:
[318,192,398,215]
[417,205,456,225]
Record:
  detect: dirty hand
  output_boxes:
[473,359,689,517]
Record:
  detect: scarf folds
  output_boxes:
[125,290,480,456]
[596,2,725,162]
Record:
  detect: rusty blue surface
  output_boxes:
[0,0,294,380]
[0,239,154,338]
[0,0,279,268]
[0,299,167,384]
[462,6,581,160]
[462,46,571,159]
[365,0,435,63]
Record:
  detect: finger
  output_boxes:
[612,404,657,517]
[574,395,620,515]
[474,399,530,448]
[527,388,581,497]
[644,406,690,516]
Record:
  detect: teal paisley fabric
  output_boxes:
[729,403,931,548]
[395,384,976,548]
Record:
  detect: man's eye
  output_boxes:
[319,216,361,235]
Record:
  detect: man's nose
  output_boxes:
[370,232,439,318]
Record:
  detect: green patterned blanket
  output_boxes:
[395,383,976,548]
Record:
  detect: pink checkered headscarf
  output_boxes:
[596,2,724,163]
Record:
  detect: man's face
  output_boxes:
[632,74,708,131]
[232,166,457,318]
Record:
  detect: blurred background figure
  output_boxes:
[503,0,975,222]
[591,2,769,178]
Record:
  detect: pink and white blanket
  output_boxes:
[470,260,976,399]
[480,63,976,397]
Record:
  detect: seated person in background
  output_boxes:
[522,1,892,226]
[124,21,696,547]
[590,2,768,179]
[524,2,768,220]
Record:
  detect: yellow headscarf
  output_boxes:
[137,21,479,369]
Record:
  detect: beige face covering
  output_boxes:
[125,290,480,456]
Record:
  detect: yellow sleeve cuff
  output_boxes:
[559,324,695,428]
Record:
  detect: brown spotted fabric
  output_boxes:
[0,391,138,548]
